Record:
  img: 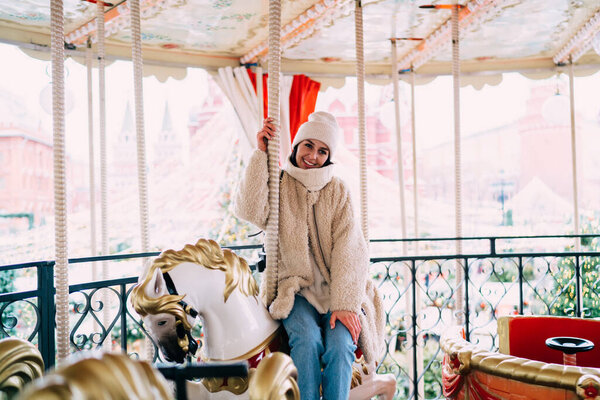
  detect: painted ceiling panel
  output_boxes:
[83,0,322,54]
[284,0,457,62]
[449,0,597,61]
[0,0,95,31]
[0,0,598,74]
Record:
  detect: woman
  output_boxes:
[234,111,384,399]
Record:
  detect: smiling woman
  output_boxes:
[235,110,386,399]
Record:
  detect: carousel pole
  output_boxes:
[355,0,369,243]
[96,0,111,341]
[391,39,408,255]
[85,39,98,282]
[392,36,425,396]
[410,70,419,251]
[50,0,70,362]
[265,0,282,307]
[568,59,583,317]
[85,37,101,340]
[451,0,464,326]
[568,60,580,252]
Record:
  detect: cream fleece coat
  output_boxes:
[234,149,385,364]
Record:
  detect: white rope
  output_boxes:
[451,2,464,325]
[410,70,419,254]
[391,39,407,255]
[130,0,150,258]
[96,0,111,338]
[568,60,580,254]
[355,0,369,242]
[265,0,282,307]
[86,41,98,280]
[129,0,153,361]
[51,0,70,363]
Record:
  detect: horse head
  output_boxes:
[131,259,198,363]
[131,239,263,363]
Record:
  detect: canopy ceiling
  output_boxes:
[1,0,599,85]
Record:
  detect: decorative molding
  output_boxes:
[240,0,352,65]
[553,8,600,65]
[65,0,186,46]
[397,0,508,72]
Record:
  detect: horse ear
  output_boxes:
[144,268,167,298]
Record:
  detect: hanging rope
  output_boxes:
[265,0,282,307]
[355,0,369,242]
[129,0,153,361]
[86,39,98,281]
[129,0,150,259]
[96,0,111,337]
[451,2,464,325]
[410,69,419,254]
[391,39,407,255]
[51,0,69,363]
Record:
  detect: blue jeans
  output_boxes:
[282,295,356,400]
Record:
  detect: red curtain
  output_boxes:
[246,69,321,143]
[288,75,320,143]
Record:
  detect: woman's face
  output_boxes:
[295,139,330,169]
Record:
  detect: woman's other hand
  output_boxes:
[330,310,361,344]
[257,118,276,152]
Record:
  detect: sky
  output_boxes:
[1,41,599,162]
[0,43,210,163]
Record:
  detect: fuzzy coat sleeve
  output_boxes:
[329,181,368,314]
[233,149,270,230]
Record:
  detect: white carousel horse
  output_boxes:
[131,239,395,399]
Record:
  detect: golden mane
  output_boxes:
[0,337,44,397]
[19,353,171,400]
[131,239,259,331]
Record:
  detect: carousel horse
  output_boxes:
[0,337,44,399]
[131,239,396,400]
[19,352,172,400]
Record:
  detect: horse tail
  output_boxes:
[248,352,299,400]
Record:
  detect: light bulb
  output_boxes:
[542,92,570,125]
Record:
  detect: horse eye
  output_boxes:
[157,320,167,326]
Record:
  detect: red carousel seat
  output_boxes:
[498,315,600,367]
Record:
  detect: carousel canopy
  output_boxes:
[1,0,599,84]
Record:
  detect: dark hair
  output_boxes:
[289,143,333,167]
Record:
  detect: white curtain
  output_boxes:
[215,66,292,161]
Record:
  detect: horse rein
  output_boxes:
[163,272,200,357]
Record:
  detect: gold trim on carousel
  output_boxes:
[202,371,254,395]
[0,338,44,396]
[497,316,510,355]
[204,327,281,363]
[441,326,600,392]
[248,352,300,400]
[200,327,282,395]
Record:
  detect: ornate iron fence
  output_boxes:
[1,234,599,399]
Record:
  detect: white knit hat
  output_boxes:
[292,111,340,158]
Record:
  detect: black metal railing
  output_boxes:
[1,234,599,399]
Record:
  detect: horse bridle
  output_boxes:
[163,272,200,358]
